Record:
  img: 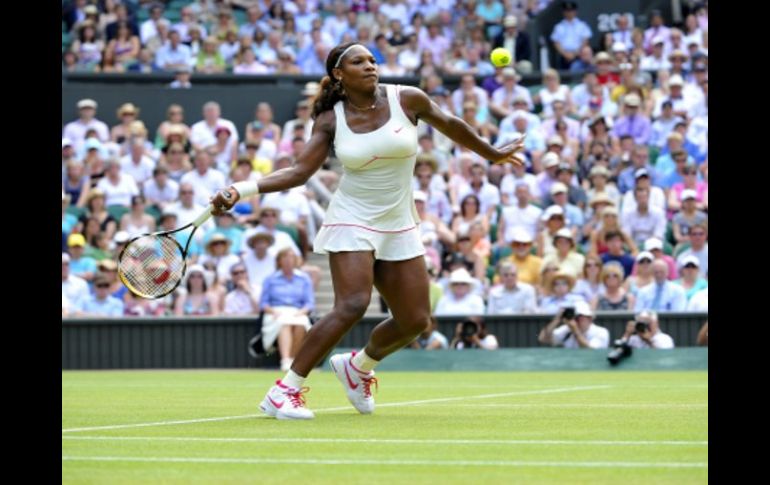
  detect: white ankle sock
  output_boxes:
[281,369,306,389]
[350,349,379,373]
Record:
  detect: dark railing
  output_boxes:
[62,312,707,369]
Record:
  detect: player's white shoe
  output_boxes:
[259,380,315,420]
[329,352,378,414]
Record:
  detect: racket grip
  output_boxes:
[192,206,214,228]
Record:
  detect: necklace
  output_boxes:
[347,91,380,111]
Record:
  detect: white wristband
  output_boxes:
[231,181,260,198]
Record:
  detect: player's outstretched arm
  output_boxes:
[210,110,335,215]
[400,86,525,166]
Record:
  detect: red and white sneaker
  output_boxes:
[329,352,378,414]
[259,380,315,420]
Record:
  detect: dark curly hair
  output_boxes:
[311,42,362,119]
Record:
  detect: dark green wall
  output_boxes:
[62,312,707,369]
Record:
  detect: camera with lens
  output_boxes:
[561,307,575,321]
[461,320,480,338]
[607,339,633,365]
[635,321,650,333]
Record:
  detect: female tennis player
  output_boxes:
[211,42,525,419]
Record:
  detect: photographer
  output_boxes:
[410,316,449,350]
[451,317,499,350]
[621,310,675,349]
[538,301,610,349]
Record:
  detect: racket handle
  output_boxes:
[192,206,214,228]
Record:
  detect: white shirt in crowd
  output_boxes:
[189,118,239,150]
[434,293,487,316]
[180,169,227,207]
[486,283,539,314]
[551,323,610,349]
[143,177,180,206]
[120,155,156,186]
[627,331,675,349]
[96,175,140,207]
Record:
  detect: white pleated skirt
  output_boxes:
[313,223,425,261]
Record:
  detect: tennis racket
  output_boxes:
[118,192,230,299]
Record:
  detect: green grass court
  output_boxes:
[62,370,707,484]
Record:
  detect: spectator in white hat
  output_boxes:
[625,251,654,296]
[62,99,110,153]
[585,165,621,209]
[490,67,533,119]
[640,35,671,71]
[617,144,654,194]
[638,237,677,281]
[492,15,533,74]
[548,182,583,240]
[539,300,609,349]
[536,152,562,201]
[620,167,666,216]
[675,223,708,275]
[611,93,651,147]
[674,255,708,301]
[62,252,90,311]
[536,204,567,257]
[96,158,140,207]
[668,164,707,212]
[502,227,543,286]
[634,260,686,312]
[434,268,486,316]
[672,190,708,246]
[542,228,585,279]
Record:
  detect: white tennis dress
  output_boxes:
[313,84,425,261]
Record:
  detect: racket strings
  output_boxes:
[118,235,186,298]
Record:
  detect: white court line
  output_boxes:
[61,456,707,469]
[63,436,708,446]
[440,403,708,409]
[61,385,609,433]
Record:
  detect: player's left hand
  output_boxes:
[492,135,526,166]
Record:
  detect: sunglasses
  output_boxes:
[638,259,652,264]
[95,284,110,288]
[180,191,194,194]
[231,270,246,275]
[261,212,277,218]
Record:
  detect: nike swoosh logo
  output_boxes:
[344,363,359,390]
[394,126,404,133]
[268,396,284,409]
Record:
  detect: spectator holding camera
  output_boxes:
[621,310,675,349]
[410,316,449,350]
[538,301,609,349]
[451,318,499,350]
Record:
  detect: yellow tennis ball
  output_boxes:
[490,48,512,67]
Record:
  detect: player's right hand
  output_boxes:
[210,187,239,216]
